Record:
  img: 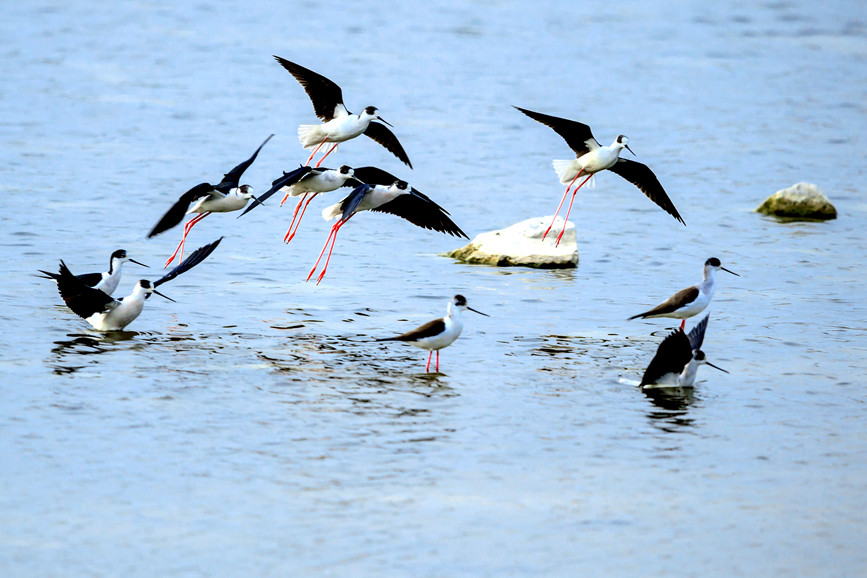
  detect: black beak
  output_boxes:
[721,267,740,277]
[468,306,489,317]
[377,117,394,128]
[129,259,149,268]
[153,289,176,303]
[706,361,729,374]
[248,194,264,208]
[625,144,636,156]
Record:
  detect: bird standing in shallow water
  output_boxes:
[53,238,222,331]
[514,106,684,246]
[274,56,412,169]
[148,135,272,267]
[38,249,148,296]
[640,315,728,388]
[628,257,739,330]
[377,295,488,373]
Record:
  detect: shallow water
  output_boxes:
[2,0,867,575]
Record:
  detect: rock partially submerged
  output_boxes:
[444,216,578,269]
[756,182,837,220]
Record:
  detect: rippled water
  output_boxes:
[2,0,866,575]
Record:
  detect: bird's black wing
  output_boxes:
[378,318,446,343]
[628,286,700,320]
[218,134,274,188]
[363,122,412,168]
[640,329,693,386]
[239,165,315,217]
[513,106,598,156]
[337,184,373,221]
[350,166,400,187]
[371,189,468,239]
[687,314,709,352]
[153,237,223,289]
[55,261,115,319]
[147,183,217,238]
[274,56,344,121]
[607,159,685,225]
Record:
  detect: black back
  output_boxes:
[640,329,692,387]
[274,56,345,121]
[513,106,598,156]
[55,261,116,319]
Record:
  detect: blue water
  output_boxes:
[1,0,866,575]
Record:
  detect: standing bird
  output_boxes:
[52,238,222,331]
[628,257,739,329]
[640,314,728,388]
[239,164,359,243]
[38,249,148,295]
[514,106,685,245]
[307,167,468,284]
[377,294,488,373]
[274,56,412,169]
[148,135,273,267]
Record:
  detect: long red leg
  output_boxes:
[284,193,318,243]
[680,319,686,330]
[283,193,309,239]
[425,351,433,372]
[164,212,209,268]
[315,218,351,284]
[435,350,440,373]
[305,139,327,166]
[307,223,340,281]
[280,191,292,207]
[542,170,583,241]
[314,143,339,168]
[554,174,594,247]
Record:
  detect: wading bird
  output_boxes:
[38,249,148,295]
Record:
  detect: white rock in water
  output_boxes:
[756,182,837,220]
[444,216,578,268]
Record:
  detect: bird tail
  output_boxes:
[298,124,334,151]
[552,159,576,184]
[321,202,342,221]
[36,270,59,281]
[627,311,648,321]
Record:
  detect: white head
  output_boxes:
[109,249,148,273]
[703,257,739,278]
[362,105,393,127]
[691,349,728,374]
[236,184,255,198]
[136,279,175,302]
[337,165,355,180]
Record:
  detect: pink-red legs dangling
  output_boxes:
[283,193,319,243]
[164,212,210,268]
[680,319,686,330]
[553,173,594,247]
[425,350,440,373]
[306,214,353,284]
[303,139,328,167]
[542,170,584,241]
[313,143,338,168]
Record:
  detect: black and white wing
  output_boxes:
[640,329,692,387]
[55,261,116,319]
[37,269,103,287]
[513,106,599,156]
[687,314,709,352]
[372,190,468,238]
[240,165,317,216]
[147,183,219,238]
[218,134,274,190]
[377,318,446,343]
[363,122,412,168]
[274,56,345,121]
[152,237,223,291]
[607,159,685,225]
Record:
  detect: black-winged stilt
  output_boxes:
[52,238,222,331]
[274,56,412,169]
[38,249,148,295]
[377,294,488,373]
[640,314,728,388]
[628,258,739,329]
[514,106,685,245]
[148,135,272,267]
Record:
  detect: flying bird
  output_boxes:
[628,257,739,330]
[307,167,468,284]
[514,106,684,245]
[377,294,488,373]
[148,135,272,267]
[274,56,412,169]
[640,314,728,388]
[38,249,148,295]
[52,238,222,331]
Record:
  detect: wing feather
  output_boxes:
[274,56,344,121]
[607,159,685,225]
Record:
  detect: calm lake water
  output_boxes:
[2,0,866,575]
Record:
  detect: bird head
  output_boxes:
[138,279,175,302]
[616,135,635,156]
[363,106,393,127]
[692,349,728,374]
[112,249,148,269]
[451,294,489,317]
[704,257,739,277]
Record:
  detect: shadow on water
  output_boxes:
[642,387,699,434]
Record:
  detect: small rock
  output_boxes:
[756,182,837,220]
[444,216,578,269]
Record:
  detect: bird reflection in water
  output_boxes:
[642,387,698,433]
[49,331,140,375]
